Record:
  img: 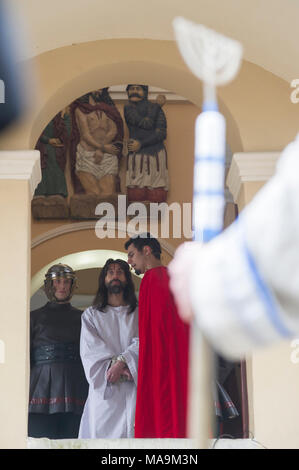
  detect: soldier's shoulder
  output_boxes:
[70,305,84,315]
[30,303,48,317]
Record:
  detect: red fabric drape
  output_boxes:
[135,266,189,438]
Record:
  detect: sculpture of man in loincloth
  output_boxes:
[70,88,124,198]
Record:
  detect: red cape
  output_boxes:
[135,266,190,438]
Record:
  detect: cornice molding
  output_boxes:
[227,151,281,203]
[0,150,41,198]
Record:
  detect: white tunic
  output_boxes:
[78,305,139,438]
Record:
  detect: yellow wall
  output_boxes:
[0,179,31,448]
[237,181,266,211]
[252,341,299,448]
[32,229,173,278]
[1,39,298,154]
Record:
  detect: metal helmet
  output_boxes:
[44,264,77,302]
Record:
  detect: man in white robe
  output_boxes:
[79,259,138,438]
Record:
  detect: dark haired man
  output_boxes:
[125,234,189,438]
[28,264,88,439]
[79,259,139,438]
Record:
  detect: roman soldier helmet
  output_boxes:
[44,263,77,302]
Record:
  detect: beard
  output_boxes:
[106,279,126,294]
[133,268,141,276]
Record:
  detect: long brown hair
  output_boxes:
[92,259,137,314]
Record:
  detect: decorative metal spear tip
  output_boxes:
[172,17,243,87]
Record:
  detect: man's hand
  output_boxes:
[121,367,134,381]
[127,139,141,152]
[106,360,127,384]
[49,138,64,147]
[168,242,203,323]
[104,143,118,155]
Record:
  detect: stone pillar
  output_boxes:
[0,151,40,448]
[227,151,280,210]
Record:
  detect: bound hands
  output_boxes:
[121,367,134,381]
[103,143,119,155]
[106,360,133,384]
[94,143,119,163]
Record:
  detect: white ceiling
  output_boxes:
[10,0,299,82]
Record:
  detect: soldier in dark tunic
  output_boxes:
[124,84,169,203]
[28,264,88,439]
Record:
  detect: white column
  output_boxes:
[0,150,40,449]
[227,151,280,208]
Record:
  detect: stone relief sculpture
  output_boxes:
[69,88,124,218]
[32,108,71,218]
[31,85,173,220]
[32,88,124,220]
[124,85,168,203]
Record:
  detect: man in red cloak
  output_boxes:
[125,233,190,438]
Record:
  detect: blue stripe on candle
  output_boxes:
[242,233,293,338]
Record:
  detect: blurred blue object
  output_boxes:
[0,0,25,132]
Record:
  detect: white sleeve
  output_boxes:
[122,337,139,385]
[189,134,299,360]
[80,308,113,395]
[120,309,139,385]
